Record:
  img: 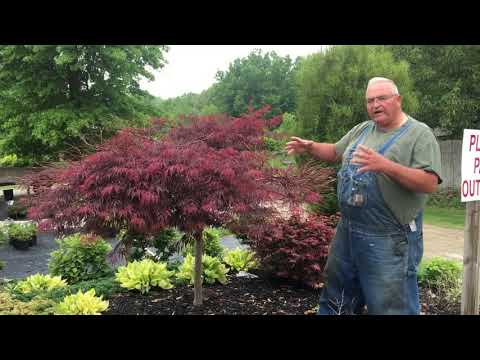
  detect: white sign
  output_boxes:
[461,129,480,202]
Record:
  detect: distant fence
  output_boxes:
[438,140,462,190]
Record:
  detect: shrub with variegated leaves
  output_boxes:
[223,247,257,273]
[176,254,229,285]
[53,289,108,315]
[14,274,67,294]
[115,259,175,294]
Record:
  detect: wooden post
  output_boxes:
[461,201,480,315]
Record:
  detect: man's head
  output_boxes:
[365,77,404,130]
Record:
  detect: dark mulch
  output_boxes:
[104,274,458,315]
[105,275,320,315]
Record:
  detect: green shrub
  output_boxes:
[7,202,28,219]
[0,154,19,167]
[152,227,184,261]
[0,291,56,315]
[0,261,5,270]
[263,136,285,153]
[14,274,67,295]
[426,189,464,210]
[275,112,298,136]
[68,276,122,299]
[418,257,463,290]
[176,253,229,285]
[53,289,109,315]
[118,227,183,263]
[48,233,113,284]
[0,229,7,247]
[7,223,37,241]
[182,227,225,259]
[115,259,175,294]
[223,247,258,272]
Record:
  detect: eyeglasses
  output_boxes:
[366,94,398,105]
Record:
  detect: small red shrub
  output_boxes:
[248,215,336,289]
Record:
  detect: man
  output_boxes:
[286,77,442,315]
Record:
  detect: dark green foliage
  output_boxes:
[68,276,122,299]
[387,45,480,138]
[7,202,28,220]
[426,189,464,210]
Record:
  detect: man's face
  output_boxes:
[365,82,402,128]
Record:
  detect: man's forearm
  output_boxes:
[308,142,339,163]
[382,159,438,193]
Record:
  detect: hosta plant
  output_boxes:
[14,274,67,294]
[177,254,229,285]
[115,259,175,294]
[53,289,109,315]
[223,247,258,272]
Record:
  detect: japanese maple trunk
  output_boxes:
[193,230,204,306]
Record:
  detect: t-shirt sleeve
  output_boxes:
[411,128,443,184]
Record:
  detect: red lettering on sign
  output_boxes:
[475,158,480,174]
[463,179,480,198]
[470,135,477,151]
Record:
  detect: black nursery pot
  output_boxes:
[10,235,36,250]
[10,238,31,251]
[3,189,14,201]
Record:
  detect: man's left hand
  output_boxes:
[351,145,390,173]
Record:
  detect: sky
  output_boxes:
[139,45,327,99]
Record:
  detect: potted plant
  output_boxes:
[7,223,37,250]
[7,202,28,220]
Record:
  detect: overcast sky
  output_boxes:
[139,45,327,99]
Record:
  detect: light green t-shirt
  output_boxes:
[334,116,442,225]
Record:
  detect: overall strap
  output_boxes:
[377,120,412,155]
[351,122,373,150]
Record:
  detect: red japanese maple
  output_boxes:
[24,106,333,305]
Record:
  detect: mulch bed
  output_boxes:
[105,275,320,315]
[104,274,459,315]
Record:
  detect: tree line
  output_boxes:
[1,45,478,165]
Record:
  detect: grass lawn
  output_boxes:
[423,206,465,230]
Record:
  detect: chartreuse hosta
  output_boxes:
[176,254,229,285]
[115,259,175,294]
[223,247,258,272]
[14,274,68,294]
[54,289,108,315]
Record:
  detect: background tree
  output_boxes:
[0,45,168,164]
[211,49,297,117]
[386,45,480,138]
[295,45,418,142]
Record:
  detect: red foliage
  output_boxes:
[24,107,333,243]
[247,215,336,289]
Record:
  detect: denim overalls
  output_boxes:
[318,119,423,315]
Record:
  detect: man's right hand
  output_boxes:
[285,137,314,155]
